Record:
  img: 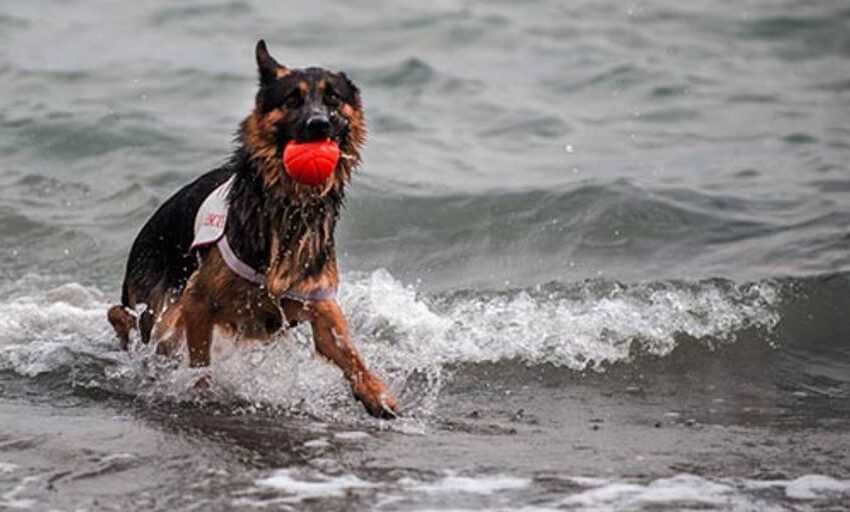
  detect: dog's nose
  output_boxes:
[305,115,331,138]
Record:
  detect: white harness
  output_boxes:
[190,176,336,302]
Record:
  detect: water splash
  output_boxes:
[0,270,781,419]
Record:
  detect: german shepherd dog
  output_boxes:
[107,41,398,419]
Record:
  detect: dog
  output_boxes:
[107,40,398,419]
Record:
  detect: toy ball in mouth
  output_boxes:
[283,140,340,186]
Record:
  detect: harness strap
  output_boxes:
[282,287,337,302]
[192,178,335,302]
[217,235,265,285]
[216,235,336,302]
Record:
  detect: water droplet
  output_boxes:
[564,144,574,153]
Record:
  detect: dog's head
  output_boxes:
[241,40,366,193]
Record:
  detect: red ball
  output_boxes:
[283,140,341,186]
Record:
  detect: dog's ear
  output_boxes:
[256,40,285,85]
[338,71,362,107]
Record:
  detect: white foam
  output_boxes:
[343,269,779,371]
[255,468,373,501]
[0,281,116,377]
[0,475,38,510]
[564,476,610,488]
[404,472,531,495]
[0,271,780,417]
[559,474,760,511]
[332,431,371,441]
[742,474,850,501]
[302,438,330,448]
[556,473,850,510]
[784,475,850,500]
[244,470,850,510]
[250,469,531,508]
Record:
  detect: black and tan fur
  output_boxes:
[107,41,397,418]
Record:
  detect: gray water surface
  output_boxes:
[1,1,850,510]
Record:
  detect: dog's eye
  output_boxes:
[283,90,303,109]
[324,88,343,106]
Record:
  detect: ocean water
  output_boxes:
[1,0,849,510]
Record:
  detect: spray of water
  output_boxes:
[0,270,780,421]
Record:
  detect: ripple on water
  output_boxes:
[0,114,184,160]
[740,9,850,59]
[782,132,818,145]
[543,63,651,94]
[148,1,252,26]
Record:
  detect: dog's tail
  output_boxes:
[120,280,131,309]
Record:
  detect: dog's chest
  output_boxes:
[189,174,339,301]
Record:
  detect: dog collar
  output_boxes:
[191,175,336,302]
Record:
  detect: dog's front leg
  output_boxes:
[310,300,399,418]
[182,286,215,369]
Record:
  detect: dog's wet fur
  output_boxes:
[107,41,398,418]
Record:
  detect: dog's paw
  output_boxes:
[352,375,400,420]
[192,374,213,392]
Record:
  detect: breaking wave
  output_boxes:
[0,268,802,421]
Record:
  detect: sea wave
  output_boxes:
[240,468,850,511]
[1,269,830,420]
